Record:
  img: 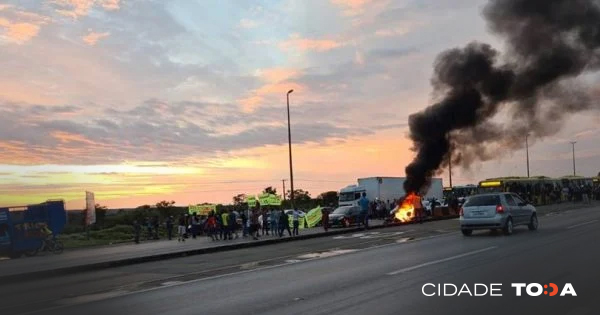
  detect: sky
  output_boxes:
[0,0,598,210]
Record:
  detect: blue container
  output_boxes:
[0,200,67,258]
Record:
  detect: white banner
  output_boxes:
[85,191,96,225]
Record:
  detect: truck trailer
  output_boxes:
[338,177,443,207]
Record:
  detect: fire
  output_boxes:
[394,192,419,223]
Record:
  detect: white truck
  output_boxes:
[338,177,444,207]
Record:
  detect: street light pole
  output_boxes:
[526,134,530,178]
[287,89,295,209]
[448,134,453,188]
[570,141,577,176]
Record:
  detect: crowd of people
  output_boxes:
[131,181,599,244]
[499,181,600,205]
[133,208,306,244]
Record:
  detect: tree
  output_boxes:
[317,191,339,207]
[94,204,107,227]
[156,200,178,218]
[263,186,277,195]
[233,193,246,206]
[287,189,311,203]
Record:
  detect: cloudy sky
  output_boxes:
[0,0,598,209]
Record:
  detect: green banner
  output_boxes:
[305,206,322,228]
[188,204,216,215]
[257,193,282,206]
[245,195,257,207]
[288,215,306,229]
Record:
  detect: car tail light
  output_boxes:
[496,204,504,213]
[459,207,464,216]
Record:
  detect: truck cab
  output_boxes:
[338,185,366,207]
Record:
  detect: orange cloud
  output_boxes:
[279,35,344,52]
[51,0,121,18]
[238,68,304,112]
[330,0,374,16]
[82,30,110,45]
[0,19,40,44]
[101,0,121,10]
[51,131,99,146]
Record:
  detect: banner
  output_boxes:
[189,204,216,216]
[246,195,257,207]
[305,206,322,228]
[288,215,306,229]
[258,193,282,206]
[85,191,96,226]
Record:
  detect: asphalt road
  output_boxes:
[4,205,599,315]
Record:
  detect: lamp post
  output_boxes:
[287,89,295,208]
[570,141,577,176]
[526,134,530,178]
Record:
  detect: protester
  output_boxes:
[292,208,300,236]
[279,209,291,237]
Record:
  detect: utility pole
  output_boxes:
[286,89,295,209]
[526,134,530,178]
[448,134,453,188]
[449,156,453,188]
[282,179,286,201]
[570,141,577,176]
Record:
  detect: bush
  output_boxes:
[63,224,85,234]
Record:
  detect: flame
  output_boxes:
[394,192,418,223]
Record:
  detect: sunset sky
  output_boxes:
[1,0,599,210]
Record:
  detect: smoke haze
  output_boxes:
[404,0,600,194]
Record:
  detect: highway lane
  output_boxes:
[0,221,452,314]
[11,205,600,315]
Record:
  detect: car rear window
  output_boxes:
[464,195,501,207]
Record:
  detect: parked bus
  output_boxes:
[443,185,478,200]
[477,176,560,205]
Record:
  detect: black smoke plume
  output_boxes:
[404,0,600,194]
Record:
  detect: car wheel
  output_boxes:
[461,229,473,236]
[528,214,538,231]
[343,219,349,228]
[503,218,513,236]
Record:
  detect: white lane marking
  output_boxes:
[297,249,357,259]
[566,220,598,230]
[386,246,498,276]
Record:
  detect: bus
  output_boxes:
[443,185,477,199]
[477,176,560,205]
[559,175,594,188]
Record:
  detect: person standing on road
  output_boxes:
[322,208,330,232]
[166,216,174,240]
[292,208,300,236]
[206,212,217,241]
[177,215,186,242]
[191,213,199,239]
[241,211,248,238]
[270,209,279,236]
[228,209,239,240]
[221,210,230,240]
[262,209,270,236]
[215,211,223,240]
[251,209,260,240]
[279,209,291,237]
[133,220,141,244]
[359,192,369,229]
